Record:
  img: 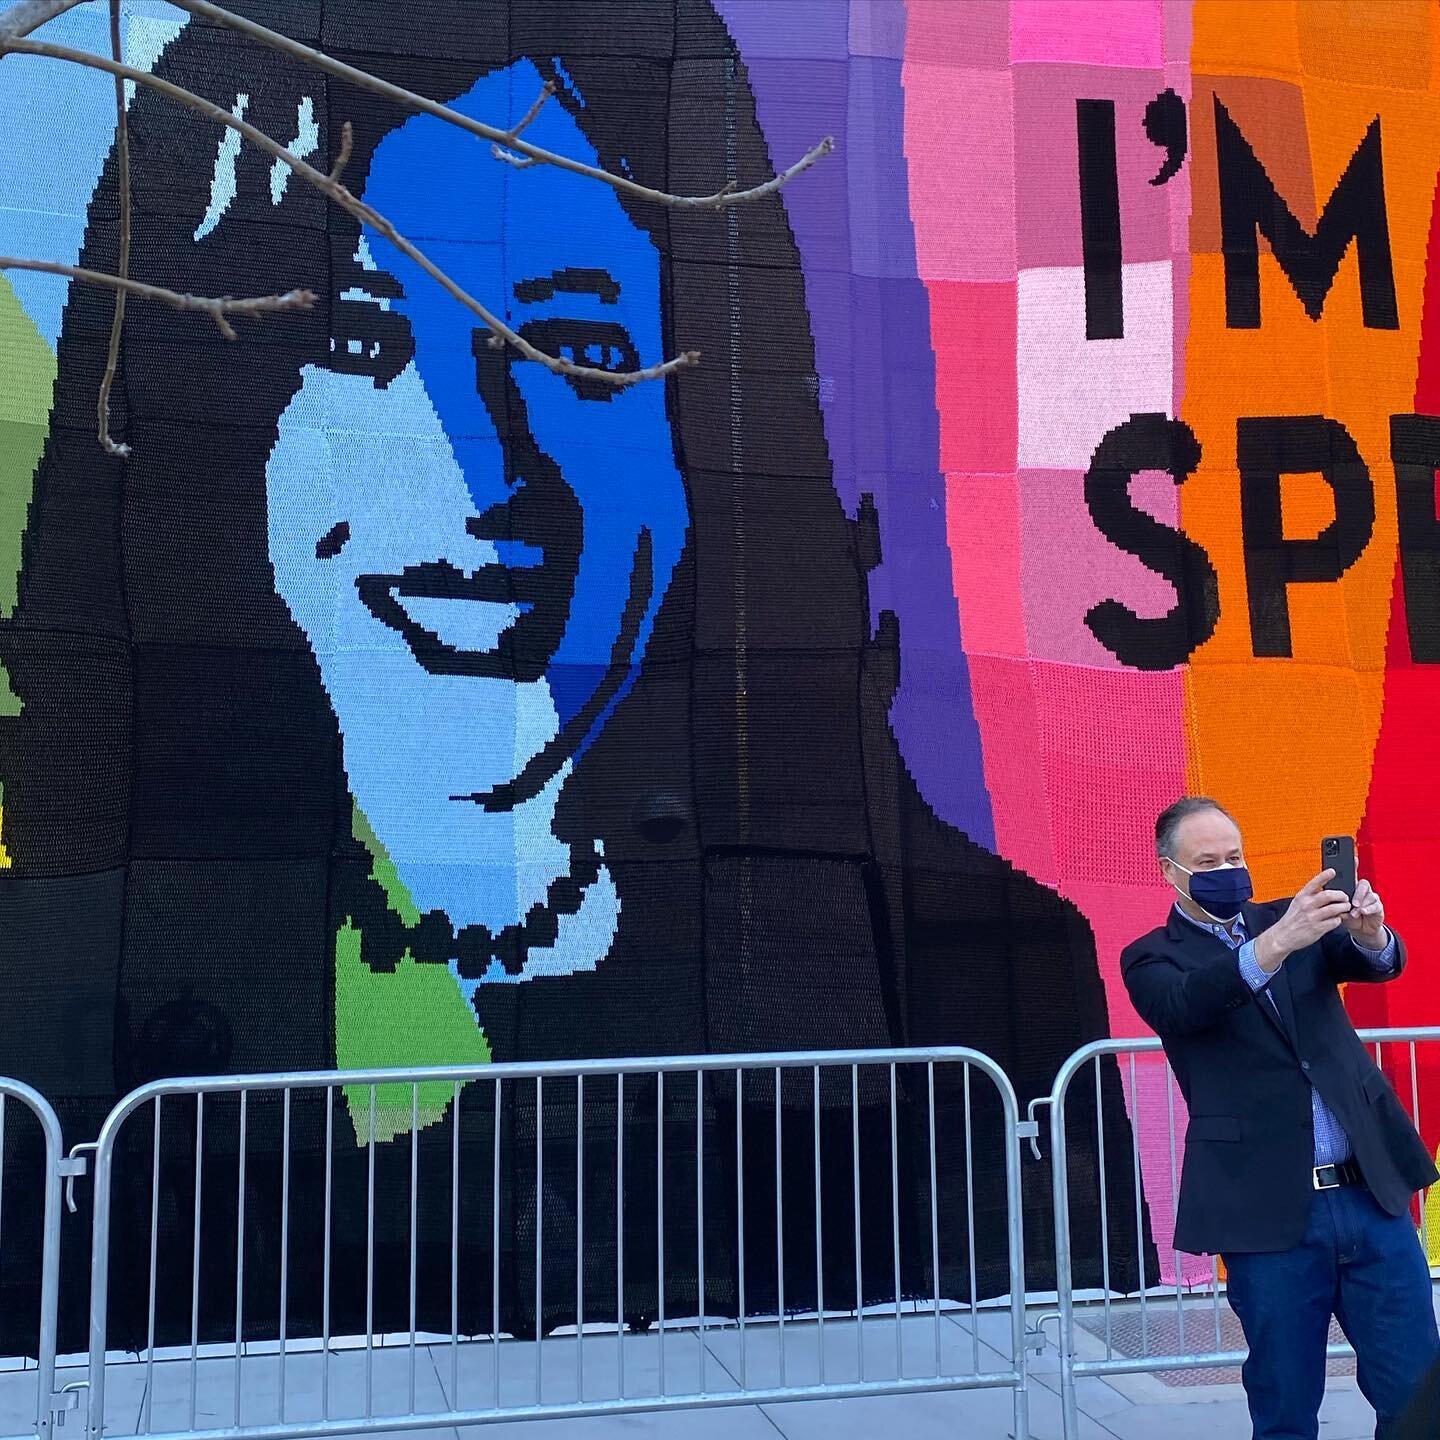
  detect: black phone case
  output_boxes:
[1321,836,1357,900]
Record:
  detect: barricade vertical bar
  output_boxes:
[1051,1052,1081,1440]
[0,1101,7,1392]
[535,1076,544,1406]
[696,1071,706,1396]
[735,1067,747,1391]
[889,1062,902,1382]
[279,1088,291,1423]
[616,1072,625,1400]
[16,1084,63,1440]
[656,1070,666,1394]
[774,1065,786,1386]
[322,1087,333,1421]
[851,1063,864,1380]
[143,1096,161,1435]
[88,1100,117,1438]
[234,1090,248,1427]
[1409,1044,1428,1225]
[409,1084,420,1416]
[812,1066,825,1382]
[999,1060,1029,1440]
[1165,1064,1185,1355]
[577,1073,585,1402]
[188,1094,205,1432]
[927,1061,941,1378]
[964,1064,978,1374]
[493,1078,503,1407]
[365,1085,376,1422]
[1128,1053,1148,1354]
[1094,1056,1112,1357]
[451,1079,461,1407]
[1210,1254,1222,1350]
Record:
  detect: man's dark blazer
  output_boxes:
[1121,899,1437,1256]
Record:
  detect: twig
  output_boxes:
[492,150,540,170]
[490,80,555,169]
[97,0,130,456]
[509,79,556,140]
[4,35,701,391]
[166,0,833,211]
[0,256,316,337]
[328,118,353,182]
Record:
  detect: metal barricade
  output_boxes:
[0,1079,67,1440]
[82,1049,1031,1440]
[1044,1027,1440,1440]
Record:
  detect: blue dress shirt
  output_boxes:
[1172,903,1396,1165]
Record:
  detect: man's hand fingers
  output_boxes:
[1317,890,1353,908]
[1351,879,1374,908]
[1300,870,1336,897]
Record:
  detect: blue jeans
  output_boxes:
[1223,1185,1440,1440]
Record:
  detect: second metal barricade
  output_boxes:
[1045,1027,1440,1440]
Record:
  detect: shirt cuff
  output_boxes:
[1237,939,1272,992]
[1351,928,1396,964]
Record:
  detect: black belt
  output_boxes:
[1313,1159,1364,1191]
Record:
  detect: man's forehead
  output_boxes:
[1175,810,1243,855]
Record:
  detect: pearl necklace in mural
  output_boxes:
[351,840,603,979]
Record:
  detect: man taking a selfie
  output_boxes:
[1122,797,1439,1440]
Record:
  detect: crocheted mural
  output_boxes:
[1,0,1437,1345]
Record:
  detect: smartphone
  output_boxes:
[1321,835,1357,901]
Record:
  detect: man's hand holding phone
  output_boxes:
[1253,871,1353,974]
[1340,877,1387,949]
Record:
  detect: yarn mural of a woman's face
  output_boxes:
[266,63,689,996]
[0,2,1149,1354]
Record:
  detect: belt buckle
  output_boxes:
[1313,1165,1341,1191]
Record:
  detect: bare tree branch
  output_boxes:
[0,255,316,337]
[4,34,702,391]
[97,0,130,455]
[0,0,82,41]
[0,0,832,451]
[168,0,833,210]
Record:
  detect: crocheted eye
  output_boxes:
[514,318,641,400]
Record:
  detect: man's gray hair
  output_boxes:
[1155,796,1237,860]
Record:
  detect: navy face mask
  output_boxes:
[1171,861,1253,921]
